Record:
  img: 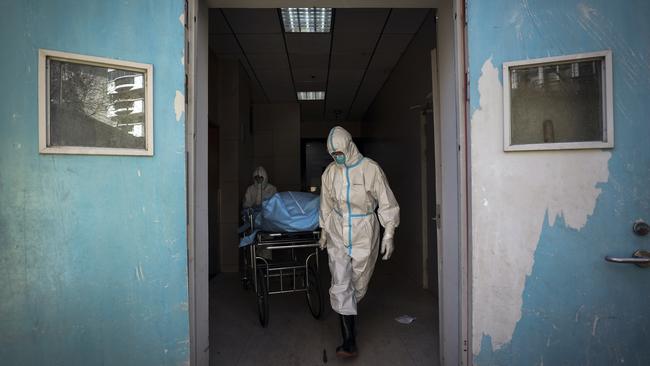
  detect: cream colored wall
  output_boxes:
[252,103,301,191]
[362,12,436,287]
[211,58,253,272]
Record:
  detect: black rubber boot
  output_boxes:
[336,314,358,358]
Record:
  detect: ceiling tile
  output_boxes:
[209,9,231,34]
[332,32,380,54]
[348,70,390,118]
[330,52,371,70]
[247,53,289,72]
[328,69,365,85]
[360,70,391,94]
[334,9,390,34]
[293,68,328,84]
[209,34,242,54]
[285,34,331,54]
[375,34,413,55]
[256,68,293,84]
[289,53,329,70]
[222,9,281,34]
[384,9,430,34]
[294,81,327,92]
[368,52,403,72]
[256,69,295,102]
[238,34,286,54]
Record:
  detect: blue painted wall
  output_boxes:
[0,1,189,365]
[468,0,650,365]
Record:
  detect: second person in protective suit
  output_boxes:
[243,166,277,208]
[319,126,400,359]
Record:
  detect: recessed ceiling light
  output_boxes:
[281,8,332,33]
[297,91,325,101]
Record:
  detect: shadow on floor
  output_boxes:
[209,259,439,366]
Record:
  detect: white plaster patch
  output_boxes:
[471,59,611,355]
[179,12,185,27]
[174,90,185,122]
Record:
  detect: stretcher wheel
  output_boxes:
[306,264,322,319]
[256,268,269,327]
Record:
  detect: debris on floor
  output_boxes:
[395,315,416,324]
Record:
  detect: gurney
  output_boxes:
[238,192,323,327]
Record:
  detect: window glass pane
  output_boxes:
[509,59,604,145]
[48,59,146,149]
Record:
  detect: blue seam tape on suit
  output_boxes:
[344,158,364,256]
[346,166,352,255]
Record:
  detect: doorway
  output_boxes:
[186,1,466,365]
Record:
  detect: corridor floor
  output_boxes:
[209,268,439,366]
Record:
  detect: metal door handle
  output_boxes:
[605,250,650,268]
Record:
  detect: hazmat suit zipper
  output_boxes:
[343,158,365,256]
[345,165,352,255]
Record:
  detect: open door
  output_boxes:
[186,0,210,365]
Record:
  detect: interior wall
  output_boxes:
[208,51,220,276]
[468,0,650,364]
[252,103,301,191]
[301,120,362,139]
[212,57,253,272]
[238,66,254,200]
[0,1,189,365]
[361,11,436,287]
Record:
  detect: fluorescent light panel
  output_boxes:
[281,8,332,33]
[297,91,325,100]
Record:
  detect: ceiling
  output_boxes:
[209,8,430,122]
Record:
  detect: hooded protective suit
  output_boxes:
[243,166,277,208]
[319,126,400,315]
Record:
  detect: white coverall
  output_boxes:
[319,127,400,315]
[243,166,277,208]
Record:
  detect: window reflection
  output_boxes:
[509,59,604,145]
[48,59,146,149]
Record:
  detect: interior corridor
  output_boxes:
[209,272,438,366]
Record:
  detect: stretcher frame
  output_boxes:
[240,213,323,327]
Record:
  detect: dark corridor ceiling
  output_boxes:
[209,8,430,122]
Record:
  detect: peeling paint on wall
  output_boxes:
[469,0,650,364]
[470,58,611,353]
[175,90,185,122]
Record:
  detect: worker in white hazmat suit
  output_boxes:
[243,166,277,208]
[319,126,400,358]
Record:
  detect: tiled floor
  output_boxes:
[209,263,439,366]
